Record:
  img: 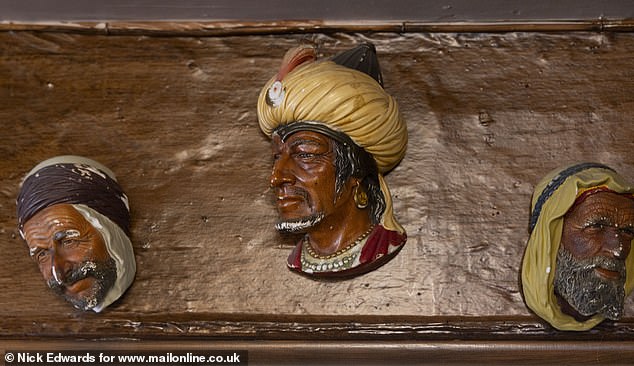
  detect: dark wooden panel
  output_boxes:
[1,30,634,361]
[3,339,634,365]
[1,0,633,22]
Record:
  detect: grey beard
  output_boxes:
[553,246,626,320]
[275,212,325,233]
[47,258,117,311]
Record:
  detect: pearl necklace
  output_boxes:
[304,224,376,260]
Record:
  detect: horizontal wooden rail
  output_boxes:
[3,339,634,364]
[1,19,634,36]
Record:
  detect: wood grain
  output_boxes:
[3,339,634,365]
[2,20,634,35]
[1,29,633,362]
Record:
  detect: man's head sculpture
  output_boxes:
[257,43,408,278]
[17,156,135,312]
[522,162,634,330]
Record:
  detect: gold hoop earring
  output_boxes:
[354,184,368,209]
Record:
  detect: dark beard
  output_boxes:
[553,246,626,320]
[47,258,117,311]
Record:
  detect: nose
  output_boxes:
[601,228,631,260]
[50,249,67,285]
[270,154,295,188]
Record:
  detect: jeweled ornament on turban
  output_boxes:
[522,162,634,330]
[257,43,408,278]
[17,156,136,312]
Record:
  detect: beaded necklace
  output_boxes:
[305,224,376,259]
[300,225,375,273]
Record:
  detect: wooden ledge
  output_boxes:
[2,339,634,365]
[1,19,634,36]
[2,314,634,341]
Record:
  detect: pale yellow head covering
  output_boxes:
[257,46,407,233]
[521,163,634,331]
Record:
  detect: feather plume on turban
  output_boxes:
[521,162,634,330]
[257,45,408,233]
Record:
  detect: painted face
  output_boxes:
[554,191,634,319]
[270,130,345,233]
[561,191,634,262]
[23,204,116,311]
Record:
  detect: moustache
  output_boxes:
[588,256,626,279]
[276,186,310,202]
[47,261,97,294]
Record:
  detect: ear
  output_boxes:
[347,177,361,192]
[335,177,360,204]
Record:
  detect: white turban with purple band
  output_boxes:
[17,155,135,312]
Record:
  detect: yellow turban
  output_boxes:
[257,47,407,233]
[521,163,634,331]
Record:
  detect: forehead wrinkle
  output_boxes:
[25,213,85,242]
[289,138,327,149]
[575,193,634,214]
[586,202,620,216]
[574,204,634,230]
[593,200,634,218]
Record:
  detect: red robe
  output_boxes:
[287,225,406,278]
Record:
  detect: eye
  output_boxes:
[584,217,611,231]
[621,226,634,237]
[290,151,317,163]
[34,249,50,263]
[61,238,79,247]
[296,152,315,159]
